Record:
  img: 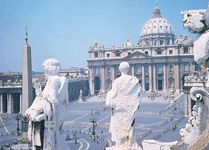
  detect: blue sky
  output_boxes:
[0,0,208,72]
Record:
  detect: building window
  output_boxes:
[166,39,170,45]
[115,53,120,57]
[94,52,98,58]
[169,50,173,54]
[106,53,110,58]
[157,51,162,55]
[154,40,157,46]
[183,47,189,54]
[135,66,141,74]
[145,51,148,55]
[160,40,164,45]
[156,65,163,74]
[128,52,131,56]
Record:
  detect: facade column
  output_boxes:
[7,94,12,113]
[100,66,106,93]
[163,64,167,91]
[0,94,2,113]
[131,66,135,76]
[89,67,94,95]
[141,65,145,91]
[153,65,156,91]
[11,94,14,113]
[149,65,153,91]
[175,64,180,92]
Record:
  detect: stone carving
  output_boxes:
[180,86,209,146]
[105,61,142,150]
[180,5,209,148]
[181,8,209,67]
[25,58,69,150]
[89,42,104,51]
[176,35,193,46]
[180,104,200,145]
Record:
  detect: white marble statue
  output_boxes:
[25,58,69,150]
[106,61,142,150]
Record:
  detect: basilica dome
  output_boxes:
[141,6,173,36]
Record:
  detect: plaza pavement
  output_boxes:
[1,91,187,150]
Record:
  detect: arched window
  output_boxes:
[160,40,164,45]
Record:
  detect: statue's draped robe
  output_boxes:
[106,74,141,143]
[26,76,69,150]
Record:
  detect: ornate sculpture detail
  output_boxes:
[181,7,209,68]
[176,35,193,46]
[89,42,104,51]
[180,5,209,148]
[180,104,200,145]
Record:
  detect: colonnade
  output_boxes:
[0,93,21,113]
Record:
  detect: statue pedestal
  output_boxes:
[21,132,30,143]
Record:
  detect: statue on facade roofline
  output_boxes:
[106,61,142,150]
[25,58,69,150]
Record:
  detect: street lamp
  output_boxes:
[72,130,78,144]
[90,110,97,141]
[21,116,29,143]
[15,114,20,134]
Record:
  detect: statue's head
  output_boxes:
[181,9,207,33]
[42,58,61,76]
[119,61,130,75]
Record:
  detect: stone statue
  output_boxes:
[106,61,142,150]
[181,8,209,85]
[25,58,69,150]
[180,5,209,148]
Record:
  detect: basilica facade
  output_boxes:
[87,6,196,95]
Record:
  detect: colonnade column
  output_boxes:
[7,94,12,113]
[111,66,115,81]
[149,65,153,91]
[0,94,2,113]
[163,64,167,91]
[141,65,145,91]
[131,66,135,76]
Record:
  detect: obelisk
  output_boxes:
[21,27,33,114]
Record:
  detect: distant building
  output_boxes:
[0,72,22,113]
[0,68,89,113]
[0,71,89,113]
[59,67,88,79]
[87,6,197,95]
